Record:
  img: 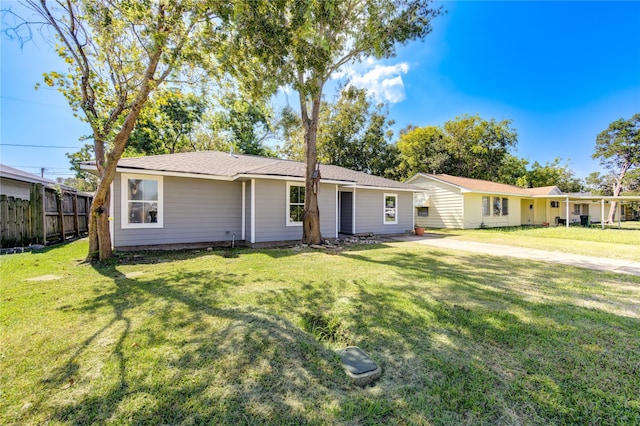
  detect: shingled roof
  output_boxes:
[90,151,418,191]
[410,173,562,196]
[0,163,76,191]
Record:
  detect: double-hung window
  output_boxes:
[287,182,305,226]
[493,197,502,216]
[384,194,398,224]
[482,196,490,216]
[121,174,163,228]
[486,196,509,216]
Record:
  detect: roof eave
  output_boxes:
[341,184,420,192]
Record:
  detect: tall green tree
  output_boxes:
[525,158,583,193]
[442,114,518,181]
[209,95,277,156]
[395,115,517,181]
[312,86,398,178]
[228,0,442,244]
[23,0,226,260]
[396,124,448,179]
[126,89,206,156]
[64,141,99,192]
[585,171,614,196]
[497,154,529,187]
[593,113,640,222]
[276,105,306,160]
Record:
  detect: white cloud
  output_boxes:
[338,62,410,104]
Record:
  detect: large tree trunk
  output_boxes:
[84,40,167,261]
[606,164,629,223]
[87,176,113,261]
[87,203,99,258]
[606,201,617,224]
[302,92,323,245]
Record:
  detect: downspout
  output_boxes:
[110,181,115,248]
[241,181,246,241]
[335,185,338,239]
[250,179,256,244]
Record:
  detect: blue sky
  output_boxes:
[2,1,639,181]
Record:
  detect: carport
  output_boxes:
[544,194,640,228]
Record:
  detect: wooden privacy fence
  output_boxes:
[0,183,92,248]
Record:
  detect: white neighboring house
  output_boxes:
[408,173,639,229]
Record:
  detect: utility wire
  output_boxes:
[0,95,69,108]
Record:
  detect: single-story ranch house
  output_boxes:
[82,151,419,250]
[408,173,640,229]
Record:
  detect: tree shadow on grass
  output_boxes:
[44,266,356,425]
[333,249,640,423]
[35,245,640,425]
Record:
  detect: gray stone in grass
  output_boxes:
[336,346,381,387]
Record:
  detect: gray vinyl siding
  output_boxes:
[113,174,242,248]
[354,189,413,235]
[253,180,336,243]
[411,176,464,229]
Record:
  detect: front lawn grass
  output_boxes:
[2,240,639,425]
[429,225,640,262]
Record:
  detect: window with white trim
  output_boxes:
[502,198,509,216]
[573,204,581,215]
[487,196,509,216]
[287,182,305,226]
[493,197,502,216]
[121,174,163,228]
[384,194,398,224]
[482,196,490,216]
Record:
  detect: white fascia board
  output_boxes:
[409,174,467,192]
[533,194,569,199]
[81,164,236,181]
[122,169,235,181]
[235,174,350,185]
[405,172,435,185]
[570,195,640,202]
[461,189,526,197]
[340,184,418,192]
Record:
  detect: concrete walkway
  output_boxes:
[393,234,640,277]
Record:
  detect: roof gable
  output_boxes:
[408,173,562,196]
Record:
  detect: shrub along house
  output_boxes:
[82,151,419,250]
[407,173,640,229]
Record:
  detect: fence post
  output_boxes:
[1,194,8,247]
[57,191,65,242]
[73,193,80,238]
[29,184,43,244]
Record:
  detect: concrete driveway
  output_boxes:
[394,234,640,277]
